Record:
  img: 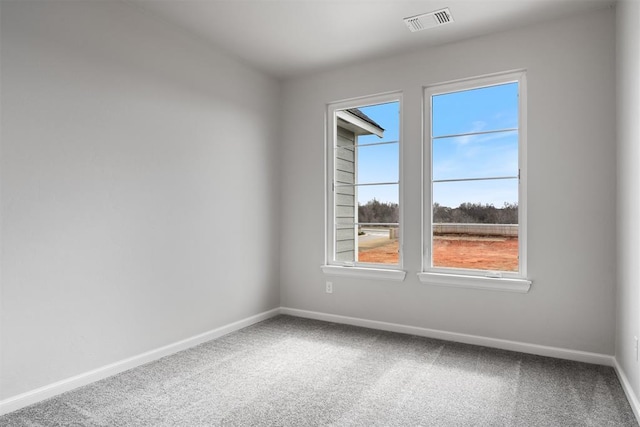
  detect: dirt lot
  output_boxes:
[358,236,518,271]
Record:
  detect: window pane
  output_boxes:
[357,183,399,265]
[332,98,400,267]
[432,179,518,272]
[432,232,518,272]
[358,226,399,265]
[433,131,518,181]
[335,147,355,186]
[335,221,400,265]
[335,223,356,263]
[357,143,399,184]
[432,82,518,138]
[432,178,518,215]
[357,102,400,145]
[357,184,398,224]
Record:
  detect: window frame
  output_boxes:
[323,92,405,280]
[420,71,531,292]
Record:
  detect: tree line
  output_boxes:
[358,199,518,224]
[358,199,399,224]
[433,202,518,224]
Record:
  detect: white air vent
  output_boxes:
[404,8,453,32]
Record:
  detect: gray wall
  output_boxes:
[616,0,640,406]
[0,1,281,400]
[281,8,617,355]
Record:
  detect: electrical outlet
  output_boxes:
[326,281,333,294]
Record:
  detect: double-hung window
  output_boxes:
[420,71,531,292]
[324,93,404,280]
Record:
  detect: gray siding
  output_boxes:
[335,126,356,261]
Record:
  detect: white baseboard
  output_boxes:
[613,359,640,423]
[280,307,615,366]
[0,308,280,416]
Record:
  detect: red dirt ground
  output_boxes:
[358,236,518,271]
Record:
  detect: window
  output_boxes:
[324,93,403,278]
[420,72,530,291]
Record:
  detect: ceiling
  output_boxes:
[132,0,615,79]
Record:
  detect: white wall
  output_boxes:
[0,1,280,400]
[616,0,640,407]
[281,8,617,355]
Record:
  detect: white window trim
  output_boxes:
[324,91,405,280]
[417,272,531,292]
[322,265,407,281]
[421,70,530,292]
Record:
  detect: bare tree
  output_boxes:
[358,199,399,224]
[433,202,518,224]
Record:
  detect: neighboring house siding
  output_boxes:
[335,126,356,261]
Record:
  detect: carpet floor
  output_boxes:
[1,315,637,426]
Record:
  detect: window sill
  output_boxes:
[321,265,406,281]
[417,272,531,293]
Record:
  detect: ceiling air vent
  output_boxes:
[404,8,453,32]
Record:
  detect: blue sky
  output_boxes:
[356,101,400,206]
[352,82,519,208]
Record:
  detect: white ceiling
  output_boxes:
[132,0,615,79]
